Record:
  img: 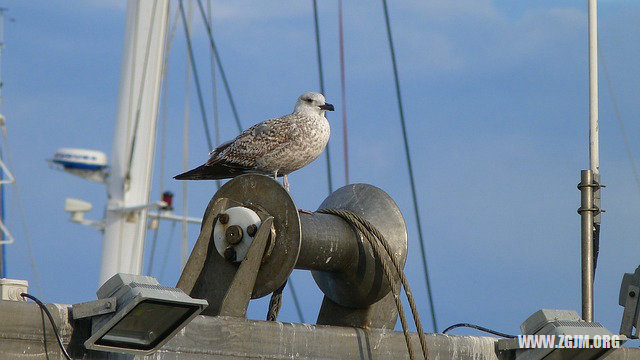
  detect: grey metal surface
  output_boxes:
[177,197,228,296]
[3,300,640,360]
[593,173,602,225]
[579,170,595,322]
[297,212,359,272]
[311,183,408,309]
[619,284,639,338]
[211,174,301,298]
[521,309,582,335]
[316,284,401,330]
[619,267,640,338]
[71,297,116,319]
[177,197,242,316]
[218,217,273,318]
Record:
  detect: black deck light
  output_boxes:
[73,273,208,355]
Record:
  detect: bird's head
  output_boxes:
[294,92,334,116]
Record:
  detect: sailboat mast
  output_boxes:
[100,0,169,285]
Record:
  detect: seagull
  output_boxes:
[175,92,334,190]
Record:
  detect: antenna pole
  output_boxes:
[100,0,169,285]
[579,0,599,322]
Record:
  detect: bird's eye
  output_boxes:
[305,98,313,103]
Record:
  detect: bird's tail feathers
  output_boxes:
[174,163,246,180]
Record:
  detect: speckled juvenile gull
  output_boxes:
[175,92,334,181]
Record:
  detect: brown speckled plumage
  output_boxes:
[175,92,333,180]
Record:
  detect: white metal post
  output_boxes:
[100,0,169,285]
[589,0,599,174]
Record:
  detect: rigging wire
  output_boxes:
[123,0,140,185]
[147,219,161,276]
[125,0,159,179]
[148,3,179,276]
[180,0,194,267]
[338,0,349,185]
[312,0,334,194]
[194,0,243,133]
[158,221,178,283]
[381,0,438,332]
[179,0,214,152]
[287,277,305,323]
[599,50,640,192]
[206,0,222,190]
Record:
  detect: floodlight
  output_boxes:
[73,273,207,355]
[498,309,624,360]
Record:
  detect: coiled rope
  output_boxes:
[317,209,428,360]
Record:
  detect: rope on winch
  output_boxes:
[317,208,428,360]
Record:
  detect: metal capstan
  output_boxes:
[176,174,408,329]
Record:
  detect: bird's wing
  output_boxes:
[175,113,303,180]
[207,113,302,168]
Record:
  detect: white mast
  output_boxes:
[100,0,169,285]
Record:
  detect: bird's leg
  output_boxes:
[275,172,311,214]
[283,174,290,192]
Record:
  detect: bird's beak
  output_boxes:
[319,103,335,111]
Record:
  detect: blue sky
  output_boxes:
[3,0,640,340]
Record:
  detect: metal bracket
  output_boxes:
[177,194,275,318]
[576,174,605,216]
[219,217,273,317]
[577,174,605,224]
[71,297,117,319]
[177,197,229,297]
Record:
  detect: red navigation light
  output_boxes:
[161,191,173,210]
